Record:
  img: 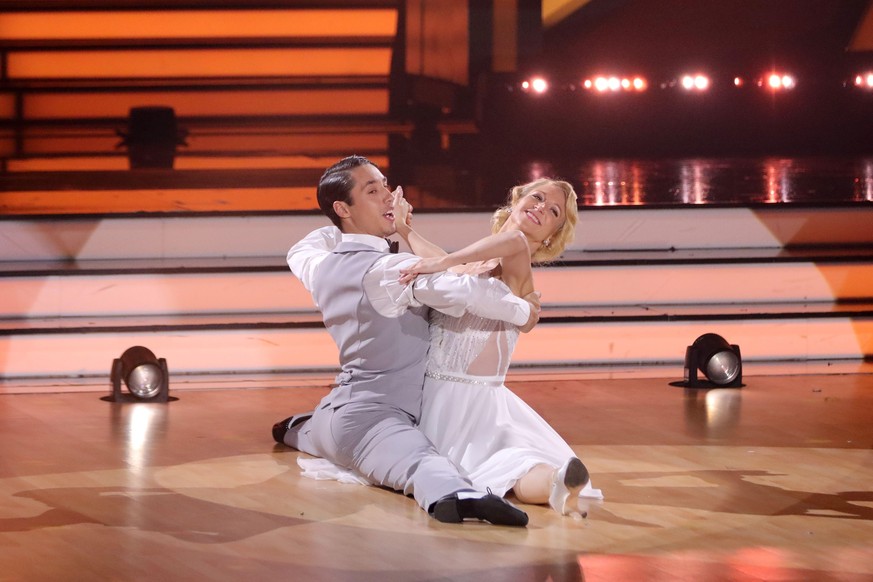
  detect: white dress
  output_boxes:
[418,299,602,500]
[299,278,602,503]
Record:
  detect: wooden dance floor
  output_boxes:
[1,370,872,581]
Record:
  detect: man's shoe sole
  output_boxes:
[431,497,463,523]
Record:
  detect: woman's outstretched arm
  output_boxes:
[392,187,531,270]
[392,188,448,259]
[392,188,535,300]
[398,231,529,282]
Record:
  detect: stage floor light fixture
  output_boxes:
[678,333,743,388]
[108,346,170,402]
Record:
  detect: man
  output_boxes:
[273,155,540,526]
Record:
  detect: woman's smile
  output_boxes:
[524,209,542,226]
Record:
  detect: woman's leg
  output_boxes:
[512,463,555,504]
[513,458,590,515]
[549,457,590,515]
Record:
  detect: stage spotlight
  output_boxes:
[679,333,743,388]
[760,72,795,91]
[583,75,646,93]
[521,77,549,94]
[108,346,170,402]
[853,72,873,89]
[681,74,710,91]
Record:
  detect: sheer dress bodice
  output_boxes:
[425,307,519,384]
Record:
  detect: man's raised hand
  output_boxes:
[392,186,413,234]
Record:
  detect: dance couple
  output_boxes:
[272,155,601,527]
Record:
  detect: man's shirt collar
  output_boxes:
[342,233,390,252]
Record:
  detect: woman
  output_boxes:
[394,178,602,516]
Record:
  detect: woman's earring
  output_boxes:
[543,238,551,247]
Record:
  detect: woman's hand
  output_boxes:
[392,187,413,237]
[399,256,449,285]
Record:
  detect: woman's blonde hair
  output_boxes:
[491,178,578,263]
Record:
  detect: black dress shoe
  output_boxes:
[272,412,314,445]
[272,416,295,444]
[431,492,528,527]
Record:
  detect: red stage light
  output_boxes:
[583,75,646,93]
[854,72,873,89]
[521,76,549,94]
[762,72,795,91]
[681,74,710,91]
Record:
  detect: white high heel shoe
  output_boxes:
[549,457,590,516]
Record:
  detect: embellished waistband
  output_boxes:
[425,371,503,386]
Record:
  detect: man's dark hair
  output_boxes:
[317,155,375,229]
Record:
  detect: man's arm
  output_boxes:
[366,254,534,328]
[286,226,342,292]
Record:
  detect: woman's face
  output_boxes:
[508,182,567,243]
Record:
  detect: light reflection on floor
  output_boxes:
[498,156,873,208]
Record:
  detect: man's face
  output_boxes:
[335,164,396,237]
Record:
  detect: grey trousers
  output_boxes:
[285,401,473,511]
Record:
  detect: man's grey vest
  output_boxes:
[311,242,430,417]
